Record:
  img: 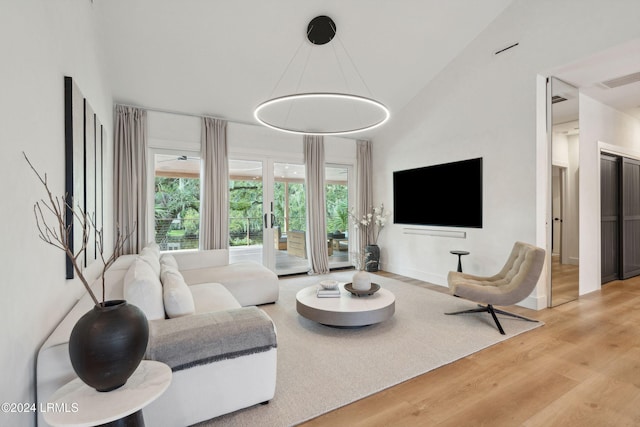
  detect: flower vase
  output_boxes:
[364,244,380,272]
[69,300,149,392]
[353,270,372,291]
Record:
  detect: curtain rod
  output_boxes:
[113,103,364,141]
[114,103,258,127]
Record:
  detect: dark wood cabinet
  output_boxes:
[601,154,640,283]
[601,154,619,283]
[621,157,640,279]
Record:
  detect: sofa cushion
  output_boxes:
[124,257,165,320]
[180,261,279,306]
[146,242,161,256]
[140,246,161,276]
[171,249,229,271]
[160,253,179,269]
[189,283,242,313]
[161,267,196,318]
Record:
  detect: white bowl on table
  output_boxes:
[319,280,339,290]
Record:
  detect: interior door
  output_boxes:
[621,157,640,279]
[601,153,620,283]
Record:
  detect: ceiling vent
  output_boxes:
[494,42,519,56]
[551,95,568,104]
[601,71,640,89]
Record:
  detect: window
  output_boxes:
[154,154,201,250]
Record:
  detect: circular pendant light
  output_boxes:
[254,16,390,136]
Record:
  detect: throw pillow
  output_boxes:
[139,246,161,277]
[161,267,195,318]
[123,257,165,320]
[145,242,161,257]
[160,253,179,270]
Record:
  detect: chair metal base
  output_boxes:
[445,304,538,335]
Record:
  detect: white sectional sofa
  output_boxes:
[36,245,279,427]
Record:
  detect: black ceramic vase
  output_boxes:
[364,244,380,272]
[69,300,149,392]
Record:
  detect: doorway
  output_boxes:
[600,153,640,283]
[325,164,352,269]
[228,158,311,276]
[272,161,309,275]
[228,158,354,274]
[548,77,580,307]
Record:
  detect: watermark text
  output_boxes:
[1,402,79,413]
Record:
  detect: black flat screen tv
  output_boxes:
[393,157,482,228]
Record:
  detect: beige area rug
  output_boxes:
[197,270,543,427]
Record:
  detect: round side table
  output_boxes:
[44,360,172,427]
[450,250,470,272]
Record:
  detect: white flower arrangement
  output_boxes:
[348,204,390,245]
[348,204,390,270]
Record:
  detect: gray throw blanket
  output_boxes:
[145,307,277,371]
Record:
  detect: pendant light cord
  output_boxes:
[333,34,375,98]
[266,39,306,100]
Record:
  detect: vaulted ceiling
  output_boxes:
[96,1,640,138]
[96,0,515,137]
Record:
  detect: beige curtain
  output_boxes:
[200,118,229,249]
[356,139,373,253]
[114,105,147,254]
[304,135,330,274]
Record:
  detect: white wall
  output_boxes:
[580,95,640,295]
[372,0,640,309]
[552,132,570,166]
[0,1,112,425]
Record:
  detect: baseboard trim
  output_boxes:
[382,264,447,287]
[519,294,546,311]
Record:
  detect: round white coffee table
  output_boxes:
[44,360,172,427]
[296,283,395,327]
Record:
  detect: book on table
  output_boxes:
[316,287,341,298]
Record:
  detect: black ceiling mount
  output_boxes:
[307,16,336,45]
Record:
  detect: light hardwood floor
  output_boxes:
[301,271,640,427]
